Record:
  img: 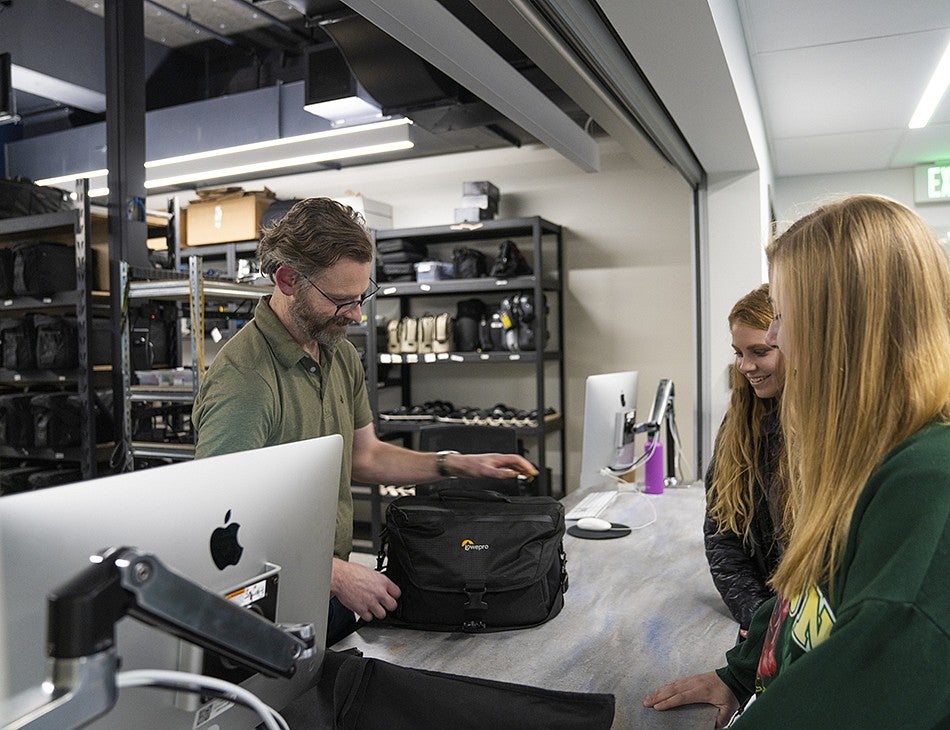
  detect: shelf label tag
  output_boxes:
[495,279,508,286]
[450,354,464,362]
[420,284,431,292]
[3,300,12,307]
[382,287,397,295]
[423,353,437,363]
[392,354,402,363]
[480,354,490,360]
[406,354,419,363]
[379,354,392,364]
[437,353,449,360]
[508,354,521,361]
[42,297,52,304]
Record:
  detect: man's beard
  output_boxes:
[288,296,350,348]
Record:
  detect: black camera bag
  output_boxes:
[12,241,77,297]
[454,298,486,352]
[0,179,73,219]
[31,392,82,447]
[0,393,34,447]
[0,316,36,371]
[452,246,488,279]
[34,314,78,370]
[0,248,14,298]
[375,488,568,633]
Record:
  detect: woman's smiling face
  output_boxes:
[731,323,785,399]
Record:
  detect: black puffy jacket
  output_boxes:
[703,407,784,629]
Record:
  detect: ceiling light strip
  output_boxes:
[34,120,414,190]
[143,140,414,189]
[909,36,950,129]
[144,117,411,168]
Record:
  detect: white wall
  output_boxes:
[774,168,950,248]
[153,138,697,493]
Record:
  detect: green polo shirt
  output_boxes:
[192,295,373,559]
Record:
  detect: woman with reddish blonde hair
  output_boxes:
[704,284,786,635]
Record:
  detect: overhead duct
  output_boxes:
[317,15,460,115]
[314,14,524,143]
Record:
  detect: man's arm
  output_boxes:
[349,423,538,485]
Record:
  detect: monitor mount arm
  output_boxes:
[4,546,313,730]
[608,379,676,476]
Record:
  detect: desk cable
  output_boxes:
[116,669,289,730]
[593,472,659,530]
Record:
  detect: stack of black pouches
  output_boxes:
[377,238,429,282]
[0,241,112,494]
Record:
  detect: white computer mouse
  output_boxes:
[576,516,613,531]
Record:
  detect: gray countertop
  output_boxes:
[334,484,738,729]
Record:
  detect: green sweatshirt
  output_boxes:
[716,422,950,727]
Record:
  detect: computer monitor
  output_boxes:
[0,434,343,729]
[579,371,639,490]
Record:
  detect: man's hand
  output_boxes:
[643,671,739,729]
[446,452,538,480]
[331,558,401,622]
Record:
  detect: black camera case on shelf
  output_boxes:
[452,246,489,279]
[130,304,176,371]
[489,239,533,277]
[0,392,35,447]
[31,392,82,448]
[499,290,549,351]
[374,488,568,633]
[0,179,73,219]
[12,241,78,297]
[0,315,36,371]
[33,314,78,370]
[453,298,485,352]
[0,248,14,298]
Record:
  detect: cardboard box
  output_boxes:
[185,195,272,246]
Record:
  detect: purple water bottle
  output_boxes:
[644,438,665,494]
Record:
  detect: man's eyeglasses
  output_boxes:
[300,273,380,316]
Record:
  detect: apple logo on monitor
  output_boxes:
[210,509,243,569]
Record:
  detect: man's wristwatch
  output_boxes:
[435,450,460,478]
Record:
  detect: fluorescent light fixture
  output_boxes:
[11,64,107,113]
[909,36,950,129]
[32,118,414,191]
[34,168,109,187]
[144,139,413,188]
[145,118,410,168]
[304,95,383,127]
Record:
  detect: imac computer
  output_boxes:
[0,434,343,729]
[579,371,639,491]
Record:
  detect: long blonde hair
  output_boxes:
[767,195,950,598]
[708,284,783,541]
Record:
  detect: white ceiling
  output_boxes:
[736,0,950,178]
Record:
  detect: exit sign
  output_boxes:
[915,163,950,203]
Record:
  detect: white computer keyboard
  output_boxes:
[565,490,618,520]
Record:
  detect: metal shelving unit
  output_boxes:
[367,216,566,497]
[118,257,266,466]
[0,181,111,484]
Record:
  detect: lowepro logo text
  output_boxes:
[460,539,489,551]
